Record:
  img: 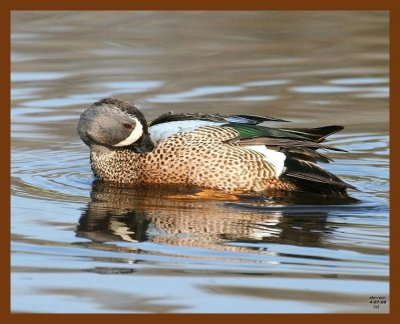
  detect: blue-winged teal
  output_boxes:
[78,98,355,196]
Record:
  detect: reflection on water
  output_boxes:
[78,181,333,248]
[75,180,387,265]
[11,11,389,313]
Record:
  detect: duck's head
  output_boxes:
[78,98,155,153]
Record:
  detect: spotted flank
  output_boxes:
[78,98,356,196]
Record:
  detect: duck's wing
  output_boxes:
[282,157,357,192]
[150,112,226,126]
[278,125,344,142]
[230,125,346,164]
[149,112,289,145]
[224,124,344,150]
[224,124,343,142]
[222,123,354,194]
[225,114,289,124]
[149,112,288,127]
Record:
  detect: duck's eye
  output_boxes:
[123,123,133,129]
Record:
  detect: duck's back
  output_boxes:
[138,125,294,193]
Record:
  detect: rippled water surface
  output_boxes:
[11,11,389,313]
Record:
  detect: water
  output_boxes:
[11,11,389,313]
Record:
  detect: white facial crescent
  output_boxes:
[114,117,143,147]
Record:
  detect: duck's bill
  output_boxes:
[129,134,155,153]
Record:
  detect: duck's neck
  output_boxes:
[89,145,141,183]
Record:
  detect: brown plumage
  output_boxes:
[90,126,296,193]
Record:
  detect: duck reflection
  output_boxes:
[77,180,356,252]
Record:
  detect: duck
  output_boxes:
[77,98,355,196]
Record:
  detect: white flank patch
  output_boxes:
[149,120,220,144]
[114,117,143,147]
[246,145,286,176]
